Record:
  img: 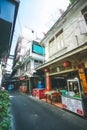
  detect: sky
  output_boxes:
[11,0,70,54]
[7,0,70,71]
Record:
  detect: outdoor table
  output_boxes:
[44,90,60,104]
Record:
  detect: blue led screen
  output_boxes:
[32,43,45,55]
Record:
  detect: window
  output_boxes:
[49,37,54,43]
[49,29,64,56]
[34,60,43,68]
[49,37,55,56]
[82,6,87,24]
[24,65,27,71]
[79,6,87,34]
[56,29,64,50]
[27,61,30,71]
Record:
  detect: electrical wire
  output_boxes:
[17,14,22,34]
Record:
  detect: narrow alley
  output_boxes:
[10,91,87,130]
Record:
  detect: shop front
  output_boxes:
[19,76,28,93]
[44,67,79,108]
[43,62,87,117]
[62,78,87,117]
[36,46,87,116]
[19,72,45,95]
[31,72,46,99]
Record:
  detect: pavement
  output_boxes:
[9,91,87,130]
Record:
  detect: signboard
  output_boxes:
[32,42,45,55]
[62,96,85,116]
[78,68,87,93]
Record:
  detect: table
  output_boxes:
[44,90,61,104]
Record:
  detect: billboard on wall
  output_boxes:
[32,42,45,55]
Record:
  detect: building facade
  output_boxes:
[0,0,20,86]
[0,0,20,59]
[35,0,87,116]
[36,0,87,94]
[12,33,45,93]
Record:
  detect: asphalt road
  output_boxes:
[10,91,87,130]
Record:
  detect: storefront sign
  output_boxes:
[78,68,87,93]
[62,96,85,116]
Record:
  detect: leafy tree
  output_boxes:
[16,61,23,69]
[69,0,76,4]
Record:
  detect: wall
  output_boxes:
[45,0,87,62]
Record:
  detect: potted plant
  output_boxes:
[0,90,11,130]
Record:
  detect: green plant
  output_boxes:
[0,90,11,130]
[69,0,76,4]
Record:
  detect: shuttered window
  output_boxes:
[78,6,87,34]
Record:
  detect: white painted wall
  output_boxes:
[45,0,87,62]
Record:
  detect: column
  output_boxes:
[45,72,51,91]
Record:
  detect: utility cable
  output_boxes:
[17,14,22,34]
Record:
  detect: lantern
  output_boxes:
[63,61,71,68]
[78,63,85,69]
[44,68,49,72]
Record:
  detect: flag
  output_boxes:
[3,56,7,63]
[42,32,46,36]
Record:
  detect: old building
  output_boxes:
[35,0,87,116]
[0,0,20,86]
[36,0,87,90]
[11,28,45,93]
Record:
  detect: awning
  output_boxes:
[49,69,76,76]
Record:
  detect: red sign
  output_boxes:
[76,109,84,116]
[63,104,67,108]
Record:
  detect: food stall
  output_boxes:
[61,78,87,117]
